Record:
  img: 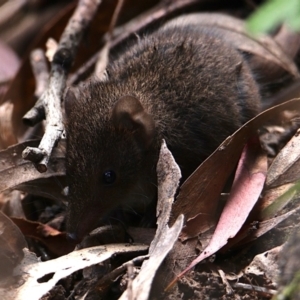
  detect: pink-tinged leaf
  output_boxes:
[171,99,300,241]
[166,138,267,289]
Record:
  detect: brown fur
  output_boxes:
[65,17,261,240]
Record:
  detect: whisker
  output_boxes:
[52,177,67,193]
[16,179,67,199]
[121,204,139,215]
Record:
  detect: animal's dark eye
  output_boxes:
[102,170,116,185]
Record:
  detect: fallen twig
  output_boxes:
[69,0,201,84]
[232,282,277,296]
[21,0,102,172]
[94,0,125,79]
[218,268,234,295]
[30,49,49,100]
[23,49,49,126]
[94,255,149,291]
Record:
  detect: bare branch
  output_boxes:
[22,0,102,172]
[94,255,149,289]
[69,0,200,85]
[23,49,49,126]
[30,49,49,99]
[232,282,277,295]
[217,268,234,295]
[94,0,125,79]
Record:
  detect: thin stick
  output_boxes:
[95,255,149,288]
[30,49,49,99]
[69,0,201,85]
[217,268,234,295]
[22,0,102,172]
[94,0,125,79]
[126,262,134,300]
[23,49,49,126]
[232,282,277,296]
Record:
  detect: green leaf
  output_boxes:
[260,180,300,220]
[289,15,300,30]
[247,0,300,34]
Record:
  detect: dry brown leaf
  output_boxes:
[0,190,24,218]
[172,98,300,241]
[259,181,300,221]
[245,245,282,284]
[167,137,267,287]
[120,141,183,299]
[224,206,300,251]
[154,140,182,239]
[0,101,17,148]
[0,210,27,279]
[266,128,300,188]
[1,244,148,300]
[250,208,300,242]
[120,216,184,300]
[0,139,66,201]
[11,218,76,257]
[259,183,294,212]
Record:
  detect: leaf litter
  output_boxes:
[0,0,300,299]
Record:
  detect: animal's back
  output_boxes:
[105,22,261,175]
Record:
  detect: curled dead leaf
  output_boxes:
[167,137,267,288]
[172,98,300,241]
[0,210,27,279]
[11,218,76,257]
[0,139,66,201]
[267,128,300,188]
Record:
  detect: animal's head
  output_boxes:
[65,88,159,241]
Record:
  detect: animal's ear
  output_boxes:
[112,96,156,149]
[64,87,79,117]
